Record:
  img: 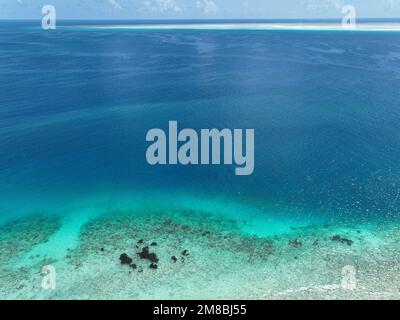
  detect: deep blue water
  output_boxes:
[1,21,400,224]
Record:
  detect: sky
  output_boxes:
[1,0,400,20]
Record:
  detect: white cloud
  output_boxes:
[242,1,249,10]
[386,0,400,9]
[196,0,218,14]
[140,0,218,15]
[302,0,344,12]
[108,0,122,10]
[141,0,185,13]
[240,1,264,14]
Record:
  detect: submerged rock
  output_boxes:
[150,242,157,246]
[331,235,353,246]
[119,253,133,266]
[137,239,144,244]
[137,246,159,263]
[289,239,302,248]
[171,256,177,263]
[182,250,190,256]
[149,263,158,269]
[16,284,25,290]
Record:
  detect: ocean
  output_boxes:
[1,20,400,299]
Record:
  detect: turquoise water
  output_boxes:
[1,21,400,234]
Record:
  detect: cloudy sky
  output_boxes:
[1,0,400,19]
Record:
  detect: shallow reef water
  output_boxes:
[0,205,399,299]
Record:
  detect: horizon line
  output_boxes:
[1,17,400,22]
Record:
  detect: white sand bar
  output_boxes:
[67,23,400,32]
